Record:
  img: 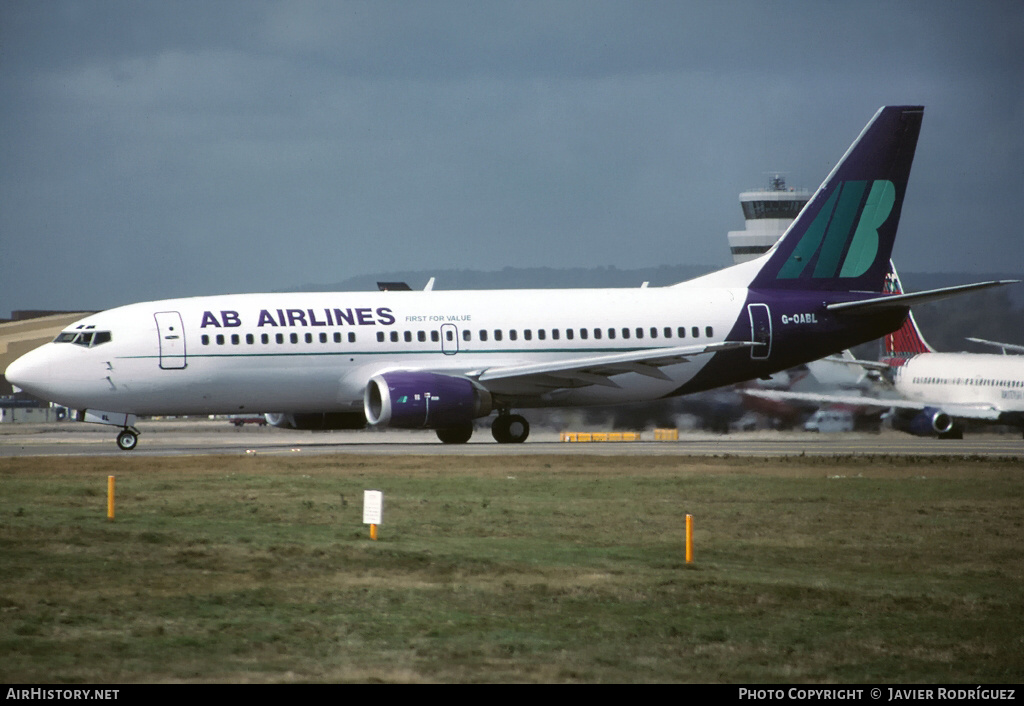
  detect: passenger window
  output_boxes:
[320,333,328,343]
[706,326,713,338]
[305,333,313,344]
[664,327,672,338]
[377,332,385,343]
[431,331,440,342]
[622,328,630,339]
[580,329,588,340]
[635,328,643,339]
[462,330,471,342]
[231,334,240,345]
[418,331,426,342]
[348,332,356,343]
[650,327,658,339]
[216,335,225,345]
[607,328,615,339]
[594,329,602,340]
[524,329,532,341]
[276,334,284,344]
[202,335,210,346]
[494,330,503,342]
[390,331,399,343]
[692,327,699,338]
[404,331,412,343]
[678,327,686,338]
[538,329,546,341]
[246,334,255,345]
[262,334,270,344]
[509,330,518,341]
[479,330,488,342]
[552,329,560,340]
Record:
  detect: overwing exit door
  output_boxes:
[155,311,187,369]
[440,324,459,355]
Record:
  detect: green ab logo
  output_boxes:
[778,180,895,279]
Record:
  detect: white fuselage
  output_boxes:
[894,352,1024,413]
[12,286,748,417]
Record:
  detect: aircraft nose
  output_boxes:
[5,348,52,398]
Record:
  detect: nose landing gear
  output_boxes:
[116,427,140,451]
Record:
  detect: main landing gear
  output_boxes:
[433,413,530,444]
[491,412,529,444]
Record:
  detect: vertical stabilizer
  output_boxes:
[751,106,923,292]
[882,262,935,364]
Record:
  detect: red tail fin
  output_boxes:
[882,264,935,365]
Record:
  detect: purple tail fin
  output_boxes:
[752,106,923,293]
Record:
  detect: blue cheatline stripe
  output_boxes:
[117,345,664,362]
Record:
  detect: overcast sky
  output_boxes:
[1,1,1021,312]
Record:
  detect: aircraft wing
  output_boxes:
[470,341,757,393]
[816,354,892,374]
[741,389,1003,420]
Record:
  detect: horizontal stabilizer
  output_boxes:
[826,279,1020,315]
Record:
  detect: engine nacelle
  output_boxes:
[264,412,367,430]
[891,406,954,437]
[364,371,492,429]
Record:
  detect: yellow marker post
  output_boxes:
[107,475,115,521]
[685,514,693,563]
[370,524,378,541]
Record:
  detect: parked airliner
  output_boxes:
[745,266,1024,439]
[6,106,1016,449]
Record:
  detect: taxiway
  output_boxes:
[1,420,1021,459]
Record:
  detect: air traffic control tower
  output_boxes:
[726,175,810,264]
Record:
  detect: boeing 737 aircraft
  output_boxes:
[745,267,1024,439]
[5,106,1017,449]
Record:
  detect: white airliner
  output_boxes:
[5,106,1017,449]
[745,267,1024,439]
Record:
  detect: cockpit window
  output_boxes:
[54,330,112,347]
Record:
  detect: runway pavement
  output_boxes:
[1,420,1021,459]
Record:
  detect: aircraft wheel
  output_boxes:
[492,414,529,444]
[116,429,139,451]
[436,423,473,444]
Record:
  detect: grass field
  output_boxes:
[1,453,1022,683]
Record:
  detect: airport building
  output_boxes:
[727,175,810,263]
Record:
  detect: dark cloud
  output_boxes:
[1,1,1021,311]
